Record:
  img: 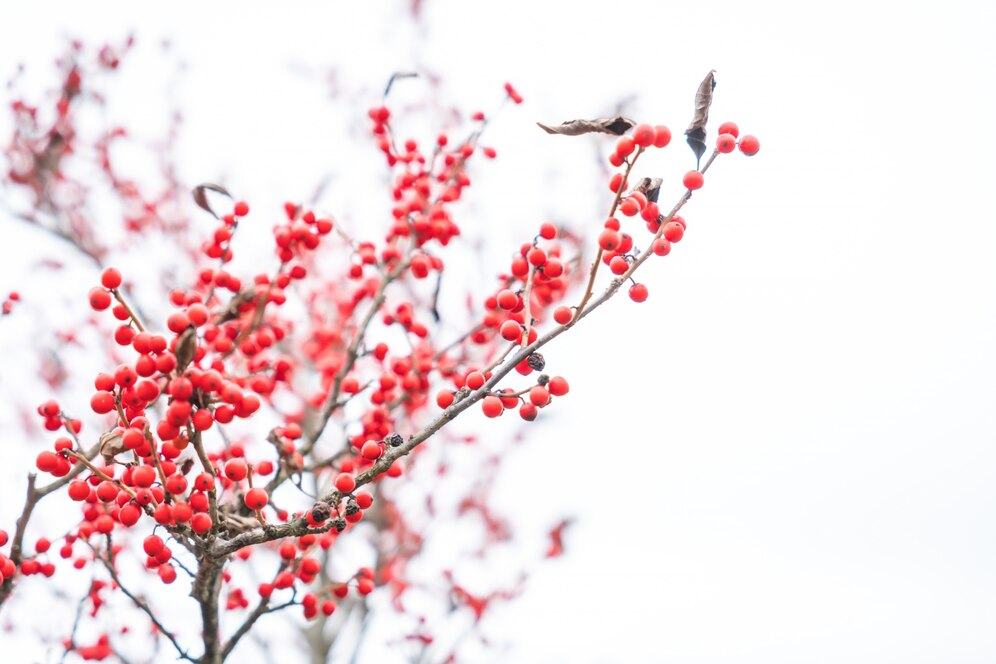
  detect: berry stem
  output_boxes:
[520,266,537,348]
[111,287,145,332]
[575,146,644,316]
[85,540,195,662]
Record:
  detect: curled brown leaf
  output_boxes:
[537,116,636,137]
[631,177,663,204]
[685,70,717,169]
[192,183,232,219]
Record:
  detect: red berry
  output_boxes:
[234,201,250,217]
[191,409,213,431]
[609,255,630,275]
[615,136,635,158]
[436,390,455,408]
[496,289,519,311]
[191,513,212,534]
[683,170,704,190]
[225,459,248,482]
[143,535,164,556]
[132,465,156,488]
[539,223,557,240]
[632,124,656,148]
[527,247,546,266]
[716,133,737,153]
[519,402,538,421]
[355,492,374,509]
[481,396,504,418]
[739,135,760,156]
[361,441,382,460]
[167,312,190,334]
[652,238,672,256]
[90,391,116,415]
[334,473,356,493]
[619,198,640,217]
[529,385,550,407]
[500,320,522,343]
[504,82,523,104]
[159,564,177,584]
[548,376,569,397]
[89,288,112,311]
[466,371,485,390]
[553,306,573,325]
[244,488,268,511]
[652,125,672,148]
[629,283,649,302]
[598,229,621,252]
[68,480,90,501]
[119,503,141,527]
[165,474,187,495]
[717,121,740,138]
[641,202,661,223]
[100,268,122,290]
[608,173,626,193]
[35,451,59,473]
[663,222,685,243]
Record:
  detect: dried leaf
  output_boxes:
[99,429,125,465]
[384,71,418,97]
[216,286,257,323]
[631,177,663,204]
[685,70,717,169]
[191,183,232,219]
[175,325,197,371]
[537,116,636,137]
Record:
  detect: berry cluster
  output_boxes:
[1,48,760,664]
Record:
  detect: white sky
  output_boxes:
[2,1,996,662]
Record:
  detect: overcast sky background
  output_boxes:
[2,1,996,662]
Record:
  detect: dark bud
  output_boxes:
[527,353,546,371]
[333,517,347,533]
[387,433,404,448]
[537,374,550,386]
[310,502,331,523]
[345,500,360,516]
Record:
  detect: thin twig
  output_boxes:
[86,542,196,662]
